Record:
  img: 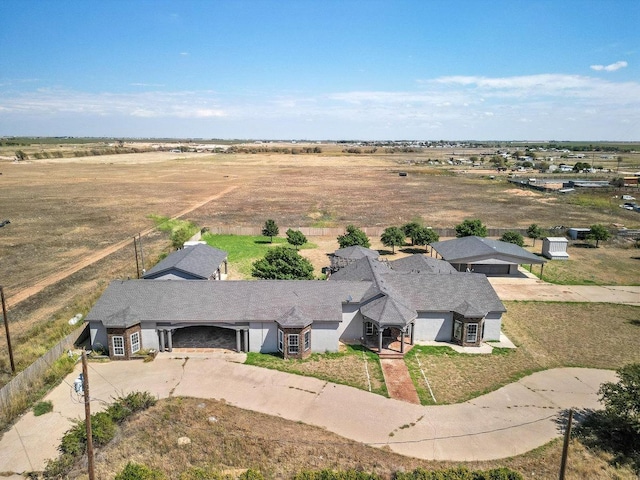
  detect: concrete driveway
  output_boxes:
[489,276,640,306]
[0,354,617,475]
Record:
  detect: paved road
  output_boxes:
[0,354,616,475]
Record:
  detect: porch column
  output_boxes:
[166,329,173,352]
[400,329,405,353]
[410,322,415,345]
[158,329,165,352]
[243,329,249,352]
[236,329,241,352]
[362,320,366,342]
[224,260,228,274]
[378,329,383,352]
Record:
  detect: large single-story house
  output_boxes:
[86,249,505,360]
[142,244,228,280]
[430,236,546,275]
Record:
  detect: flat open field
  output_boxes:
[0,146,639,383]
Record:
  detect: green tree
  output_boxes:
[171,227,193,250]
[251,246,314,279]
[411,226,440,251]
[337,225,370,249]
[500,231,524,247]
[286,228,307,250]
[589,224,611,247]
[455,219,487,238]
[402,221,422,245]
[380,226,405,254]
[576,364,640,472]
[526,224,543,246]
[262,219,279,243]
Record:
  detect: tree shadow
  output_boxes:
[572,242,596,249]
[569,408,640,474]
[378,249,396,256]
[253,239,272,244]
[400,247,429,255]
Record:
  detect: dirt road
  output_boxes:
[5,185,238,309]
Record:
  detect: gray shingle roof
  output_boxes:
[379,271,506,316]
[360,294,417,327]
[86,279,371,328]
[390,254,457,274]
[142,244,227,280]
[333,245,379,260]
[430,236,546,265]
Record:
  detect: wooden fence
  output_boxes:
[205,226,529,238]
[0,325,87,417]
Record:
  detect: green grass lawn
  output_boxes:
[245,344,388,397]
[202,233,318,278]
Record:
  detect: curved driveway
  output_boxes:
[0,354,616,475]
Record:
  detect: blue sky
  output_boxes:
[1,0,638,140]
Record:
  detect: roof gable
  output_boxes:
[431,236,545,265]
[143,244,227,280]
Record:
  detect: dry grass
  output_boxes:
[405,302,640,405]
[67,396,638,480]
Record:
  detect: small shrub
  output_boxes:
[33,400,53,416]
[294,470,380,480]
[393,467,523,479]
[115,462,166,480]
[238,470,265,480]
[43,453,75,479]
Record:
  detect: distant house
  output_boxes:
[142,244,228,280]
[86,253,505,360]
[430,236,546,275]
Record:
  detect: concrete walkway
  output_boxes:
[0,356,616,475]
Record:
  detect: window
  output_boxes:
[278,329,284,352]
[304,330,310,351]
[453,320,462,341]
[365,322,374,336]
[288,334,299,355]
[466,323,478,343]
[130,332,140,354]
[112,336,125,356]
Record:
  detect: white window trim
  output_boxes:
[453,320,462,341]
[365,322,374,336]
[466,323,478,343]
[130,332,140,354]
[288,334,299,355]
[112,336,125,356]
[304,330,310,351]
[277,329,284,352]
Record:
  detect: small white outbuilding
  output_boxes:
[542,237,569,260]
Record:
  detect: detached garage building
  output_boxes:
[430,236,546,275]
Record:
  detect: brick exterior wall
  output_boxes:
[280,326,312,360]
[452,313,484,347]
[106,324,142,360]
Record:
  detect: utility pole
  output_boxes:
[81,351,96,480]
[0,286,15,374]
[559,408,573,480]
[133,237,140,279]
[138,233,145,273]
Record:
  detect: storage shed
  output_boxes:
[542,237,569,260]
[567,228,591,240]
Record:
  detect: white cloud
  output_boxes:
[590,60,628,71]
[0,73,638,139]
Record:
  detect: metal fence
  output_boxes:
[0,325,87,417]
